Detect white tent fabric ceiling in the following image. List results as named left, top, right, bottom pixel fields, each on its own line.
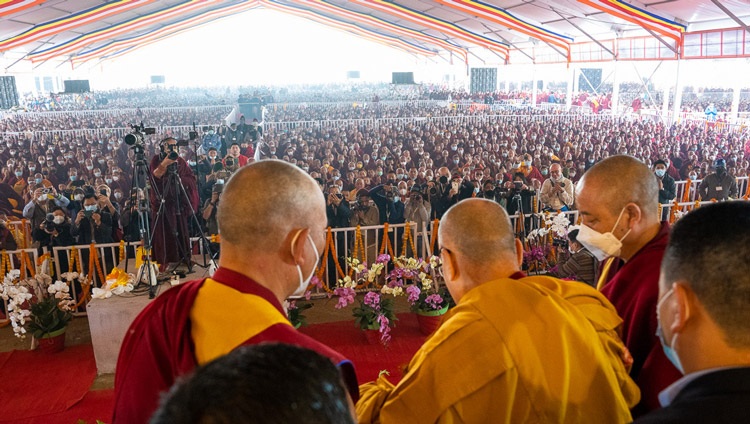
left=1, top=0, right=749, bottom=69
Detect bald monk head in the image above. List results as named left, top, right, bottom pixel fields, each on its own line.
left=217, top=160, right=326, bottom=303
left=438, top=198, right=523, bottom=302
left=575, top=155, right=661, bottom=261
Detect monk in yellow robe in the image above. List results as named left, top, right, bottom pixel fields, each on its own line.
left=357, top=198, right=639, bottom=423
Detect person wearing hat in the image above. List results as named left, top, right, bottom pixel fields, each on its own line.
left=698, top=158, right=737, bottom=201
left=349, top=189, right=380, bottom=228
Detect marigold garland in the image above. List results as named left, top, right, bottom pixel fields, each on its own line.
left=350, top=225, right=365, bottom=270
left=19, top=219, right=28, bottom=249
left=400, top=222, right=418, bottom=257
left=378, top=223, right=395, bottom=259
left=0, top=250, right=10, bottom=277
left=119, top=240, right=126, bottom=263
left=669, top=200, right=679, bottom=224
left=312, top=228, right=339, bottom=294
left=429, top=219, right=439, bottom=254
left=681, top=179, right=692, bottom=203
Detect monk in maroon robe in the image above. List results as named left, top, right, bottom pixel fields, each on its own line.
left=576, top=155, right=682, bottom=416
left=113, top=160, right=358, bottom=423
left=148, top=138, right=199, bottom=271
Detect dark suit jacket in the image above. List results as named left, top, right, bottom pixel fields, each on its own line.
left=633, top=367, right=750, bottom=423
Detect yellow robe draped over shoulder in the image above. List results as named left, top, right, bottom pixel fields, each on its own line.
left=357, top=275, right=639, bottom=424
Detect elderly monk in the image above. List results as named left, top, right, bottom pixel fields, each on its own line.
left=357, top=198, right=639, bottom=424
left=113, top=160, right=358, bottom=424
left=576, top=155, right=681, bottom=415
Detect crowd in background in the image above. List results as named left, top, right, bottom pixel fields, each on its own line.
left=0, top=85, right=748, bottom=252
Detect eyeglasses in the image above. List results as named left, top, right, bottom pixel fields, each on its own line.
left=437, top=247, right=451, bottom=277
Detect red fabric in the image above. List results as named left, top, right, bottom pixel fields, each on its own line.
left=112, top=267, right=356, bottom=424
left=600, top=222, right=682, bottom=416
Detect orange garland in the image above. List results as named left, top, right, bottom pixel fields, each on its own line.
left=19, top=219, right=28, bottom=249
left=0, top=250, right=10, bottom=277
left=312, top=228, right=341, bottom=294
left=681, top=179, right=692, bottom=203
left=378, top=223, right=395, bottom=259
left=67, top=246, right=91, bottom=310
left=400, top=222, right=418, bottom=257
left=429, top=219, right=439, bottom=254
left=118, top=240, right=126, bottom=263
left=668, top=200, right=678, bottom=224
left=350, top=226, right=364, bottom=267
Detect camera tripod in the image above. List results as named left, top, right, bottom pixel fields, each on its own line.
left=150, top=156, right=217, bottom=285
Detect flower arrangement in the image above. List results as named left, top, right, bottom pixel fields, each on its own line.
left=404, top=255, right=452, bottom=313
left=352, top=291, right=397, bottom=344
left=525, top=212, right=572, bottom=273
left=334, top=254, right=397, bottom=344
left=287, top=300, right=313, bottom=328
left=0, top=271, right=74, bottom=339
left=91, top=268, right=135, bottom=299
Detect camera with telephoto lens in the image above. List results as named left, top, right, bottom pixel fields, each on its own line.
left=124, top=123, right=156, bottom=147
left=44, top=213, right=56, bottom=231
left=225, top=157, right=236, bottom=167
left=552, top=238, right=569, bottom=249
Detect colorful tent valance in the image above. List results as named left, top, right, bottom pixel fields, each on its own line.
left=264, top=0, right=438, bottom=58
left=28, top=0, right=224, bottom=63
left=295, top=0, right=468, bottom=64
left=435, top=0, right=571, bottom=59
left=72, top=1, right=261, bottom=67
left=0, top=0, right=155, bottom=52
left=0, top=0, right=45, bottom=18
left=578, top=0, right=685, bottom=45
left=349, top=0, right=510, bottom=59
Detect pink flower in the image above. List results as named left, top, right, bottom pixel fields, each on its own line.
left=425, top=293, right=444, bottom=310
left=377, top=315, right=392, bottom=345
left=333, top=287, right=356, bottom=309
left=406, top=285, right=421, bottom=305
left=376, top=254, right=391, bottom=264
left=364, top=291, right=381, bottom=310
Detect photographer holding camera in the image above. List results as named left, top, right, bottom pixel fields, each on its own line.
left=370, top=182, right=405, bottom=226
left=404, top=186, right=430, bottom=231
left=425, top=167, right=453, bottom=220
left=549, top=229, right=597, bottom=287
left=31, top=206, right=73, bottom=255
left=503, top=173, right=536, bottom=217
left=540, top=163, right=574, bottom=212
left=150, top=137, right=199, bottom=272
left=23, top=183, right=70, bottom=236
left=224, top=143, right=249, bottom=168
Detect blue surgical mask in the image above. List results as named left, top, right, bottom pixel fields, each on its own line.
left=84, top=205, right=98, bottom=212
left=656, top=288, right=684, bottom=373
left=655, top=169, right=666, bottom=178
left=215, top=179, right=224, bottom=185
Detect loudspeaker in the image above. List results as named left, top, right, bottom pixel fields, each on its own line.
left=579, top=68, right=602, bottom=92
left=63, top=80, right=90, bottom=93
left=0, top=76, right=19, bottom=109
left=392, top=72, right=414, bottom=84
left=150, top=75, right=165, bottom=84
left=470, top=68, right=497, bottom=93
left=347, top=71, right=360, bottom=79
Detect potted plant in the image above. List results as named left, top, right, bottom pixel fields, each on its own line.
left=287, top=300, right=313, bottom=328
left=405, top=255, right=454, bottom=335
left=1, top=271, right=74, bottom=352
left=352, top=292, right=397, bottom=345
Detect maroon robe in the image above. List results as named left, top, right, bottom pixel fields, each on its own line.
left=600, top=222, right=682, bottom=415
left=113, top=267, right=358, bottom=424
left=148, top=155, right=199, bottom=270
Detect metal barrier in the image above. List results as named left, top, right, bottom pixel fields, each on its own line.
left=7, top=220, right=33, bottom=249
left=674, top=176, right=748, bottom=202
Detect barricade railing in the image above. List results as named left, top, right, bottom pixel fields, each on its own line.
left=52, top=241, right=141, bottom=315
left=2, top=105, right=233, bottom=120
left=0, top=248, right=41, bottom=326
left=7, top=220, right=33, bottom=250
left=674, top=176, right=748, bottom=202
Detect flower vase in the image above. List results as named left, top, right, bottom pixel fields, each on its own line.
left=37, top=327, right=66, bottom=353
left=416, top=305, right=449, bottom=336
left=363, top=322, right=382, bottom=345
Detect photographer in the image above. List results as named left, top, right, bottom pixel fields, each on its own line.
left=426, top=167, right=453, bottom=220
left=503, top=173, right=536, bottom=217
left=539, top=164, right=574, bottom=212
left=550, top=229, right=597, bottom=288
left=224, top=143, right=249, bottom=168
left=72, top=193, right=114, bottom=245
left=22, top=184, right=70, bottom=233
left=477, top=180, right=506, bottom=207
left=202, top=184, right=223, bottom=237
left=447, top=172, right=475, bottom=206
left=326, top=185, right=351, bottom=229
left=31, top=207, right=73, bottom=256
left=349, top=189, right=380, bottom=227
left=150, top=137, right=199, bottom=272
left=370, top=183, right=405, bottom=225
left=404, top=186, right=430, bottom=232
left=120, top=188, right=149, bottom=251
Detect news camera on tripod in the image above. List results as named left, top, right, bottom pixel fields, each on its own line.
left=150, top=136, right=200, bottom=276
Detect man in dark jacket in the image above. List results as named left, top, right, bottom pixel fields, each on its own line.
left=634, top=201, right=750, bottom=423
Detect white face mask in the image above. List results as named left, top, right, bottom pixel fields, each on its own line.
left=74, top=194, right=84, bottom=201
left=291, top=230, right=319, bottom=297
left=37, top=195, right=47, bottom=202
left=576, top=207, right=632, bottom=261
left=53, top=216, right=65, bottom=225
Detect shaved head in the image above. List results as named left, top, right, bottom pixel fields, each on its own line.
left=439, top=199, right=517, bottom=265
left=217, top=160, right=325, bottom=252
left=578, top=155, right=658, bottom=219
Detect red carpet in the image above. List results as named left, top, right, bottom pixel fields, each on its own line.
left=300, top=312, right=427, bottom=384
left=0, top=315, right=427, bottom=423
left=0, top=344, right=97, bottom=423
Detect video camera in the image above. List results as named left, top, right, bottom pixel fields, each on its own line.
left=44, top=213, right=56, bottom=232
left=124, top=123, right=156, bottom=147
